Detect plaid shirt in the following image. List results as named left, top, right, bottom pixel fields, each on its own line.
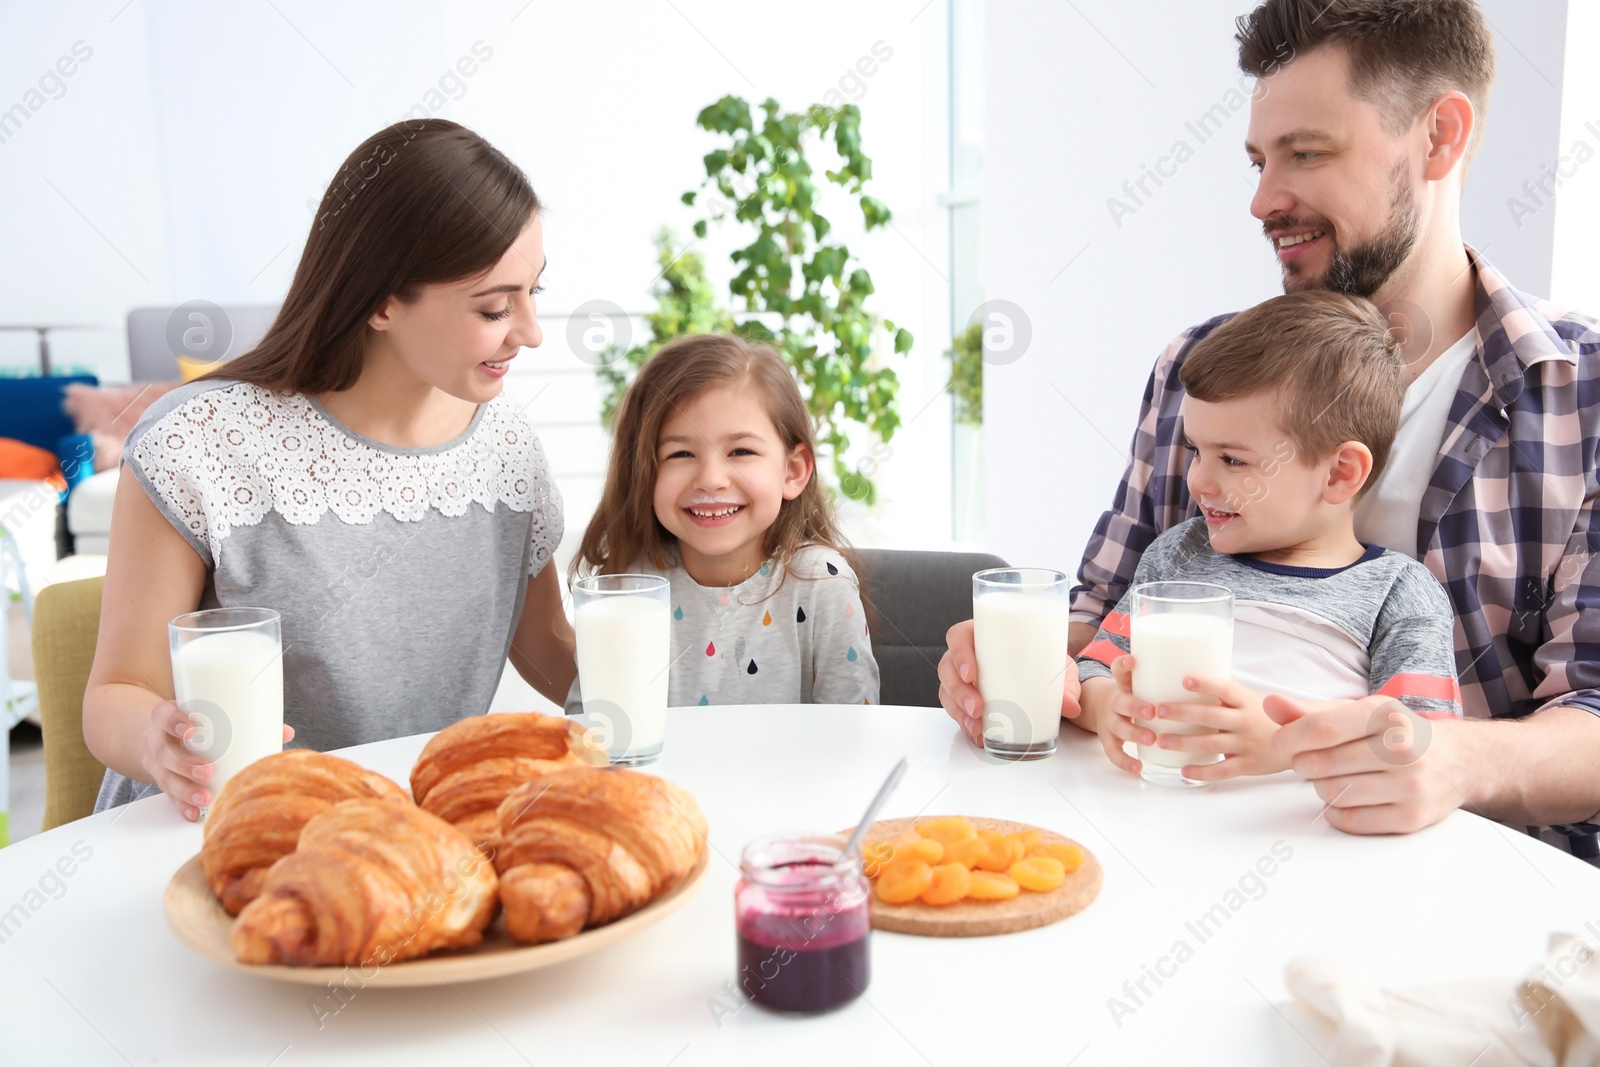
left=1073, top=249, right=1600, bottom=734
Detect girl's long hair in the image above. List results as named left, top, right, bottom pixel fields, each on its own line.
left=203, top=119, right=539, bottom=392
left=574, top=334, right=856, bottom=583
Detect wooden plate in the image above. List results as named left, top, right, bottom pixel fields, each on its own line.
left=163, top=847, right=710, bottom=987
left=847, top=816, right=1101, bottom=937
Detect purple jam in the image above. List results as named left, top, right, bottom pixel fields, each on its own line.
left=735, top=860, right=870, bottom=1013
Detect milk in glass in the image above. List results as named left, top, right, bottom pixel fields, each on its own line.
left=975, top=590, right=1071, bottom=757
left=575, top=594, right=670, bottom=762
left=173, top=628, right=284, bottom=796
left=1131, top=612, right=1230, bottom=772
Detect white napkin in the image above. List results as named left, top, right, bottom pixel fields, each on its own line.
left=1284, top=934, right=1600, bottom=1067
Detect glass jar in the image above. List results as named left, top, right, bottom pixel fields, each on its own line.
left=734, top=833, right=872, bottom=1013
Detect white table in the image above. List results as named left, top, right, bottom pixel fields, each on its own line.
left=2, top=705, right=1596, bottom=1066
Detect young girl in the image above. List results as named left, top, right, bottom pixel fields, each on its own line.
left=83, top=119, right=576, bottom=820
left=568, top=334, right=879, bottom=707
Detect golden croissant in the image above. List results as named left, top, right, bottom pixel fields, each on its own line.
left=410, top=713, right=604, bottom=851
left=232, top=799, right=499, bottom=967
left=201, top=749, right=409, bottom=915
left=494, top=766, right=707, bottom=944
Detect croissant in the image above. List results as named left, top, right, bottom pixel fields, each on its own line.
left=410, top=713, right=604, bottom=852
left=494, top=766, right=707, bottom=944
left=201, top=749, right=409, bottom=915
left=231, top=799, right=499, bottom=967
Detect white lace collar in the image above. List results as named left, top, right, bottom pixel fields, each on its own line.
left=131, top=382, right=557, bottom=555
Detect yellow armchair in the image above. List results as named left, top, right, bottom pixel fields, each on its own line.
left=31, top=576, right=107, bottom=830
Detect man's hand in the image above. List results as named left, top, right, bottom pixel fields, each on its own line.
left=1266, top=693, right=1467, bottom=834
left=1153, top=675, right=1286, bottom=780
left=938, top=619, right=1082, bottom=746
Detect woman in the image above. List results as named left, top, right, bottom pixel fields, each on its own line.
left=83, top=119, right=575, bottom=820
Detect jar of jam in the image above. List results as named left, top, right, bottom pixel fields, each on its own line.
left=734, top=833, right=872, bottom=1013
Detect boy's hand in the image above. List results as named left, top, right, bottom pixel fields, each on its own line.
left=1154, top=675, right=1287, bottom=780
left=1083, top=656, right=1155, bottom=775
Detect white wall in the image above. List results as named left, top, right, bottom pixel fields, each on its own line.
left=0, top=0, right=954, bottom=556
left=1551, top=0, right=1600, bottom=311
left=1457, top=0, right=1568, bottom=297
left=980, top=0, right=1281, bottom=572
left=981, top=0, right=1583, bottom=574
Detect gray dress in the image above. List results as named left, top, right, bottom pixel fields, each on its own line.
left=93, top=380, right=563, bottom=811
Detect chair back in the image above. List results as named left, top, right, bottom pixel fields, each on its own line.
left=855, top=548, right=1009, bottom=708
left=127, top=305, right=279, bottom=382
left=31, top=576, right=107, bottom=829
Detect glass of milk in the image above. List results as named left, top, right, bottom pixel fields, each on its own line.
left=572, top=574, right=671, bottom=766
left=1129, top=582, right=1233, bottom=787
left=168, top=607, right=284, bottom=817
left=973, top=568, right=1072, bottom=761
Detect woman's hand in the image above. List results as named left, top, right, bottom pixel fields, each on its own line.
left=1152, top=675, right=1286, bottom=780
left=141, top=700, right=210, bottom=821
left=141, top=700, right=295, bottom=821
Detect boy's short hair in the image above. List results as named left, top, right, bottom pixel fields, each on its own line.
left=1235, top=0, right=1496, bottom=161
left=1178, top=291, right=1405, bottom=485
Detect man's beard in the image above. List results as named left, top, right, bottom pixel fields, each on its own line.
left=1277, top=159, right=1420, bottom=299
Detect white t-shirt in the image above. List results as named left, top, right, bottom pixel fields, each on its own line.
left=1354, top=331, right=1477, bottom=558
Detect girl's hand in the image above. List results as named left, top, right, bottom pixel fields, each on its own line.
left=1087, top=656, right=1153, bottom=775
left=141, top=701, right=296, bottom=821
left=1154, top=676, right=1286, bottom=780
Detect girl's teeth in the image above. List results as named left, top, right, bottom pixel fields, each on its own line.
left=484, top=360, right=509, bottom=370
left=691, top=506, right=741, bottom=518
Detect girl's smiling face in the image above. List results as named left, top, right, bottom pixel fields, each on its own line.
left=652, top=384, right=813, bottom=586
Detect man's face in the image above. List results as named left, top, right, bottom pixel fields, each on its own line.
left=1246, top=46, right=1424, bottom=299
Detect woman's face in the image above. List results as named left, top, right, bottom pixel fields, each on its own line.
left=366, top=214, right=545, bottom=403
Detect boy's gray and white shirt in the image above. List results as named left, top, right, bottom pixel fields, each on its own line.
left=94, top=379, right=563, bottom=811
left=1077, top=517, right=1462, bottom=717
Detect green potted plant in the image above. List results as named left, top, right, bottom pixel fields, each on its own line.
left=597, top=96, right=911, bottom=505
left=946, top=320, right=984, bottom=541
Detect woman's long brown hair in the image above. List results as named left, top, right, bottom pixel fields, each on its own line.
left=202, top=118, right=539, bottom=392
left=573, top=334, right=857, bottom=585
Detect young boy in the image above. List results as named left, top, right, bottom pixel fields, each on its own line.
left=1075, top=290, right=1461, bottom=783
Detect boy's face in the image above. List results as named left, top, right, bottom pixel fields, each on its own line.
left=1179, top=392, right=1346, bottom=559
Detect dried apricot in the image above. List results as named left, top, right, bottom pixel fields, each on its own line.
left=915, top=816, right=977, bottom=845
left=1009, top=856, right=1066, bottom=892
left=1026, top=842, right=1084, bottom=873
left=861, top=841, right=898, bottom=878
left=875, top=858, right=934, bottom=904
left=942, top=837, right=988, bottom=870
left=974, top=830, right=1018, bottom=872
left=862, top=833, right=942, bottom=874
left=920, top=862, right=973, bottom=906
left=1010, top=829, right=1041, bottom=852
left=966, top=870, right=1020, bottom=901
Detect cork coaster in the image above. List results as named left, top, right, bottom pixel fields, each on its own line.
left=841, top=816, right=1102, bottom=937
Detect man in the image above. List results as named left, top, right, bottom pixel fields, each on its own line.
left=938, top=0, right=1600, bottom=850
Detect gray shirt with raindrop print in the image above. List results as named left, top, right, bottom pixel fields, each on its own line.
left=565, top=544, right=879, bottom=709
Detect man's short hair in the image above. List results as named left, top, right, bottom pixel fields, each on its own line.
left=1236, top=0, right=1496, bottom=159
left=1178, top=291, right=1406, bottom=486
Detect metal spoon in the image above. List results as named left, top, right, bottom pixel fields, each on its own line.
left=840, top=757, right=909, bottom=861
